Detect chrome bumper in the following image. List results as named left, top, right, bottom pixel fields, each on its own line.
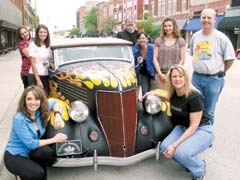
left=52, top=143, right=160, bottom=170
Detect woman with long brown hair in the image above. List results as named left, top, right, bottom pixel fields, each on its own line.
left=17, top=26, right=32, bottom=89
left=4, top=86, right=67, bottom=180
left=28, top=24, right=52, bottom=95
left=153, top=17, right=186, bottom=88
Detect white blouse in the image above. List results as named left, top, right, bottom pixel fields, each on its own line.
left=29, top=42, right=52, bottom=76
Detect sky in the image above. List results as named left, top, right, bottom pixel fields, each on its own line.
left=33, top=0, right=86, bottom=32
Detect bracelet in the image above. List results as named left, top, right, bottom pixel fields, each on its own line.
left=54, top=111, right=61, bottom=115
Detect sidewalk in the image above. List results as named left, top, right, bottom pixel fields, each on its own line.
left=0, top=50, right=23, bottom=178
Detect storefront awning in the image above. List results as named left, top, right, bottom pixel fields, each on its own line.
left=176, top=19, right=187, bottom=30
left=218, top=16, right=240, bottom=30
left=0, top=20, right=19, bottom=30
left=185, top=15, right=224, bottom=31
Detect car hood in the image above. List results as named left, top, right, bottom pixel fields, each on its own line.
left=54, top=61, right=137, bottom=91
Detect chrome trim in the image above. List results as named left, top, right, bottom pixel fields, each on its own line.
left=58, top=81, right=88, bottom=105
left=52, top=147, right=160, bottom=169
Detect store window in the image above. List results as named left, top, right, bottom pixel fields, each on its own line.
left=0, top=31, right=8, bottom=48
left=232, top=0, right=240, bottom=7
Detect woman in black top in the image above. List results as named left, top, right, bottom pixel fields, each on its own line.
left=144, top=65, right=214, bottom=180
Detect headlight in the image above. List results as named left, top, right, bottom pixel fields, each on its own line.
left=69, top=101, right=89, bottom=123
left=143, top=94, right=162, bottom=115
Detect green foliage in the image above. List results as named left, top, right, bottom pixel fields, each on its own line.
left=101, top=16, right=118, bottom=36
left=34, top=15, right=39, bottom=30
left=139, top=13, right=160, bottom=40
left=84, top=7, right=97, bottom=32
left=70, top=27, right=80, bottom=36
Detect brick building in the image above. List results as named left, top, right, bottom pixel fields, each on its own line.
left=76, top=0, right=238, bottom=47
left=0, top=0, right=35, bottom=54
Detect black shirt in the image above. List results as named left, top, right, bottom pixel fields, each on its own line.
left=116, top=30, right=138, bottom=46
left=170, top=91, right=209, bottom=127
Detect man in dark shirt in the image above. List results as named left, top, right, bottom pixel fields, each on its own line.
left=116, top=16, right=138, bottom=46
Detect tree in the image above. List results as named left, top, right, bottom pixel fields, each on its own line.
left=101, top=16, right=118, bottom=36
left=70, top=27, right=80, bottom=37
left=84, top=7, right=98, bottom=36
left=34, top=15, right=39, bottom=30
left=138, top=13, right=160, bottom=41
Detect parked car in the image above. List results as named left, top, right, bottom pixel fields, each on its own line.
left=46, top=37, right=173, bottom=169
left=235, top=49, right=240, bottom=59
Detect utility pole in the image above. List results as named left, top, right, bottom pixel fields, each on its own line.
left=205, top=0, right=208, bottom=8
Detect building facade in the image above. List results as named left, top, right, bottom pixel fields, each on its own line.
left=77, top=0, right=238, bottom=48
left=218, top=0, right=240, bottom=49
left=0, top=0, right=22, bottom=52
left=0, top=0, right=35, bottom=53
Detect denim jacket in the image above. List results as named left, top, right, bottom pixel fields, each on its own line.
left=133, top=43, right=155, bottom=79
left=5, top=99, right=56, bottom=157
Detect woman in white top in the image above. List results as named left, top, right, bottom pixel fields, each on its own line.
left=28, top=24, right=52, bottom=95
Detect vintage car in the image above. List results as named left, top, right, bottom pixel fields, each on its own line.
left=45, top=37, right=173, bottom=169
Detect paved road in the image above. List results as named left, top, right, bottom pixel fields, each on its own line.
left=0, top=50, right=240, bottom=180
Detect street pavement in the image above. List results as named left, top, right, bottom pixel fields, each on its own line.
left=0, top=50, right=240, bottom=179
left=0, top=50, right=23, bottom=179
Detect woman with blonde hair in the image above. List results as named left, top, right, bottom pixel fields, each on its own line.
left=144, top=65, right=214, bottom=180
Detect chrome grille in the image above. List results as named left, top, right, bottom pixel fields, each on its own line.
left=58, top=80, right=88, bottom=105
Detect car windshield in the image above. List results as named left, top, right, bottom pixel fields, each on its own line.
left=54, top=45, right=132, bottom=65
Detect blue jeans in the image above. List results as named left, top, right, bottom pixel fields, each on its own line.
left=160, top=125, right=214, bottom=179
left=137, top=73, right=152, bottom=96
left=192, top=72, right=224, bottom=124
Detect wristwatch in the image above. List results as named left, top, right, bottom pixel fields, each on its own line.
left=54, top=111, right=61, bottom=115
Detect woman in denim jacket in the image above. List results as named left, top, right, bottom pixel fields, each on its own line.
left=4, top=85, right=67, bottom=180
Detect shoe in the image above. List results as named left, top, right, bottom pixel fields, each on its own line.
left=192, top=175, right=205, bottom=180
left=15, top=175, right=21, bottom=180
left=192, top=160, right=206, bottom=180
left=192, top=169, right=206, bottom=180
